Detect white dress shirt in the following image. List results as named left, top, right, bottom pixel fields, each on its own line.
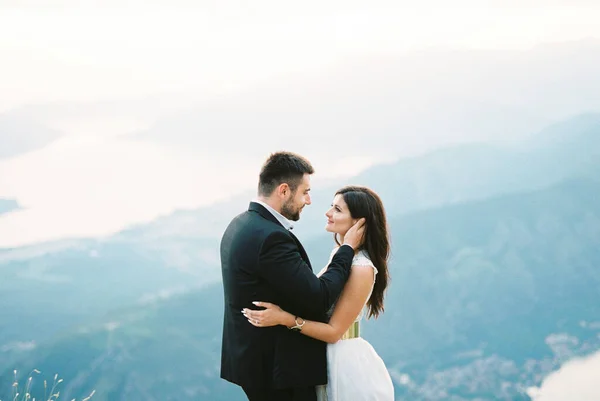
left=253, top=199, right=294, bottom=230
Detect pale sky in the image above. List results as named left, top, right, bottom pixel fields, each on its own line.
left=2, top=1, right=600, bottom=108
left=2, top=1, right=600, bottom=247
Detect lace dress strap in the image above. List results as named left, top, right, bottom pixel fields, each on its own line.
left=352, top=250, right=378, bottom=275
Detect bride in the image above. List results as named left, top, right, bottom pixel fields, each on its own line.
left=243, top=185, right=394, bottom=400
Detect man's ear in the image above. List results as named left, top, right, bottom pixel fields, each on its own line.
left=277, top=183, right=290, bottom=198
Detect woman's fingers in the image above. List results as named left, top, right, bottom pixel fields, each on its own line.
left=243, top=308, right=265, bottom=327
left=243, top=309, right=261, bottom=319
left=242, top=309, right=260, bottom=325
left=243, top=302, right=281, bottom=328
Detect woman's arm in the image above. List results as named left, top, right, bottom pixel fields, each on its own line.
left=257, top=230, right=356, bottom=319
left=244, top=264, right=375, bottom=344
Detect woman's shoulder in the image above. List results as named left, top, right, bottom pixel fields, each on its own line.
left=352, top=250, right=378, bottom=273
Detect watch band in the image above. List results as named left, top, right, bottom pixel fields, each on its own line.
left=289, top=316, right=305, bottom=332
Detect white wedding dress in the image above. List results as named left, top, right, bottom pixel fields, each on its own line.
left=315, top=248, right=394, bottom=401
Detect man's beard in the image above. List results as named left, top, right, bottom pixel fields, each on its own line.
left=281, top=199, right=302, bottom=221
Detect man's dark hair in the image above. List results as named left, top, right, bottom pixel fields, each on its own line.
left=258, top=151, right=314, bottom=196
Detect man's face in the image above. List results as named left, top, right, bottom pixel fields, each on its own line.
left=281, top=174, right=312, bottom=221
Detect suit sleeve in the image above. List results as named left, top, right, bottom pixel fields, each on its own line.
left=257, top=230, right=354, bottom=318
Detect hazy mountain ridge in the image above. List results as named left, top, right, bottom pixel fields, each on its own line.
left=0, top=234, right=221, bottom=373
left=138, top=112, right=600, bottom=243
left=2, top=176, right=600, bottom=400
left=1, top=111, right=599, bottom=399
left=1, top=111, right=596, bottom=363
left=0, top=283, right=241, bottom=401
left=381, top=179, right=600, bottom=400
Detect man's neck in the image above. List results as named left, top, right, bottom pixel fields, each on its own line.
left=256, top=196, right=281, bottom=214
left=255, top=197, right=294, bottom=230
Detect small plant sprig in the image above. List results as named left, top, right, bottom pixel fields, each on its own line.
left=1, top=370, right=95, bottom=401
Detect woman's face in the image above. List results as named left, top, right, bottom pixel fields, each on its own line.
left=325, top=194, right=355, bottom=235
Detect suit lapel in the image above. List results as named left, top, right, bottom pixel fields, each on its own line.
left=248, top=202, right=313, bottom=271
left=248, top=202, right=282, bottom=227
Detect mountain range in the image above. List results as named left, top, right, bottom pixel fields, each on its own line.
left=2, top=176, right=599, bottom=400
left=1, top=112, right=600, bottom=400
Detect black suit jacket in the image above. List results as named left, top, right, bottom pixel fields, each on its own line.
left=220, top=202, right=354, bottom=389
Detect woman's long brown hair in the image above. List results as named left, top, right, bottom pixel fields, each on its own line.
left=334, top=186, right=390, bottom=318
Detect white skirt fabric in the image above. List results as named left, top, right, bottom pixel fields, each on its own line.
left=316, top=337, right=394, bottom=401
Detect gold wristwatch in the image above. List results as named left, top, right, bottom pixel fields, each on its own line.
left=289, top=316, right=305, bottom=332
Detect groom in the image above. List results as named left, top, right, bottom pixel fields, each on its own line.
left=220, top=151, right=364, bottom=401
